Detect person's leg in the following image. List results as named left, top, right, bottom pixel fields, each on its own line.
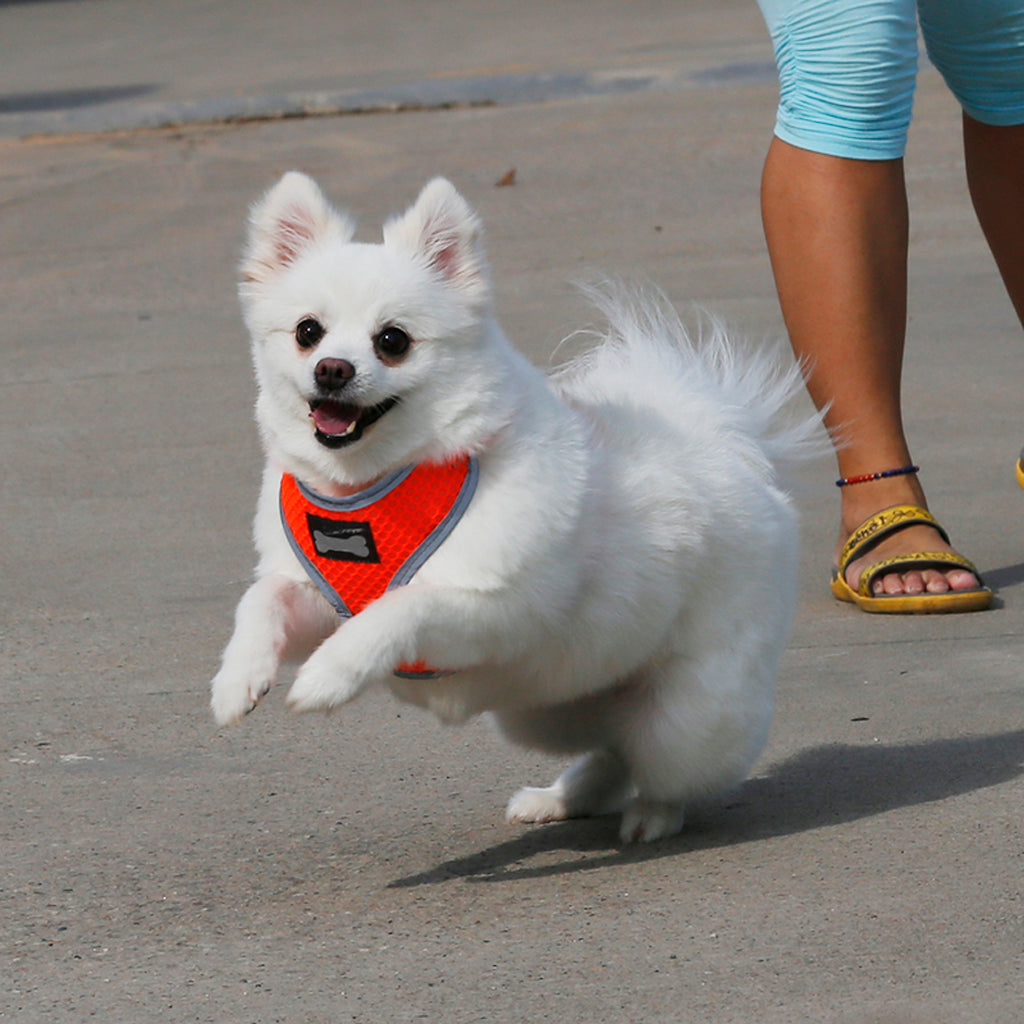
left=962, top=115, right=1024, bottom=327
left=760, top=139, right=980, bottom=596
left=755, top=0, right=984, bottom=599
left=918, top=0, right=1024, bottom=326
left=920, top=0, right=1024, bottom=494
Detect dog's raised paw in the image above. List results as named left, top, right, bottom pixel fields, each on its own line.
left=505, top=785, right=570, bottom=825
left=285, top=673, right=335, bottom=713
left=210, top=671, right=269, bottom=726
left=287, top=661, right=362, bottom=712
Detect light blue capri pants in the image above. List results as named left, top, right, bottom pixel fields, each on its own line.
left=757, top=0, right=1024, bottom=160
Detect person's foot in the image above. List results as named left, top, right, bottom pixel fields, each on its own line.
left=837, top=519, right=981, bottom=596
left=836, top=477, right=982, bottom=597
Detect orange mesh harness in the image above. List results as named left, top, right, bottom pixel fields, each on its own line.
left=279, top=455, right=478, bottom=678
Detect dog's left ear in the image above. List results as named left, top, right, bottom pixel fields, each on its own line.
left=383, top=178, right=489, bottom=301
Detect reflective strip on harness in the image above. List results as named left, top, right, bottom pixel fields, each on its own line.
left=279, top=455, right=478, bottom=678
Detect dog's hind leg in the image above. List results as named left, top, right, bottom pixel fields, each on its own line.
left=614, top=650, right=776, bottom=843
left=505, top=749, right=633, bottom=826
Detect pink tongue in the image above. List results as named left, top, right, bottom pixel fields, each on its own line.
left=312, top=401, right=359, bottom=435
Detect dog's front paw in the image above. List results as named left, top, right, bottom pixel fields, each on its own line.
left=210, top=666, right=272, bottom=726
left=286, top=653, right=367, bottom=713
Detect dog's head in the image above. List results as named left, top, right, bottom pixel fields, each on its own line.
left=240, top=172, right=504, bottom=487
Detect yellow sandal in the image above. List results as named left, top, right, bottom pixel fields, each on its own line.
left=830, top=504, right=992, bottom=614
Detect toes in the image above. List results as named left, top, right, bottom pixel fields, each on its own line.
left=872, top=570, right=925, bottom=596
left=898, top=570, right=930, bottom=595
left=871, top=566, right=979, bottom=597
left=922, top=569, right=955, bottom=594
left=943, top=567, right=981, bottom=593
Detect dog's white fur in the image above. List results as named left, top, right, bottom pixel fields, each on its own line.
left=211, top=172, right=822, bottom=842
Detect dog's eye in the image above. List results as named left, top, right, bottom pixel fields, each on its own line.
left=295, top=317, right=325, bottom=350
left=373, top=326, right=412, bottom=362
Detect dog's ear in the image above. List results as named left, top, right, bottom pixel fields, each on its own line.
left=383, top=178, right=489, bottom=301
left=241, top=171, right=354, bottom=283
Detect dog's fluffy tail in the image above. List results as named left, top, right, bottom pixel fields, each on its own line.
left=554, top=283, right=830, bottom=482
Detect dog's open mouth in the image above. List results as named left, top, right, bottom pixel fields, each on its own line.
left=308, top=396, right=400, bottom=449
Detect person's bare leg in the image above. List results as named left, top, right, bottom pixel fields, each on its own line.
left=760, top=137, right=979, bottom=595
left=962, top=115, right=1024, bottom=327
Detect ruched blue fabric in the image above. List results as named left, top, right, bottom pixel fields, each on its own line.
left=757, top=0, right=1024, bottom=160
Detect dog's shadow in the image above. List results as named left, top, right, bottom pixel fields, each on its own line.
left=389, top=729, right=1024, bottom=887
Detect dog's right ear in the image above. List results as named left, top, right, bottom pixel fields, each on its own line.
left=241, top=171, right=354, bottom=283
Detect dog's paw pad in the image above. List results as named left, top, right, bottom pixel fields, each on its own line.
left=618, top=798, right=685, bottom=844
left=505, top=785, right=569, bottom=825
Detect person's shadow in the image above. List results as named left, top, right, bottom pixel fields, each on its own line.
left=389, top=729, right=1024, bottom=887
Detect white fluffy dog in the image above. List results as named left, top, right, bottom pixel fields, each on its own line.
left=211, top=172, right=821, bottom=842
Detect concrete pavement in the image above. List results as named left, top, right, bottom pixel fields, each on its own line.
left=1, top=2, right=1022, bottom=1022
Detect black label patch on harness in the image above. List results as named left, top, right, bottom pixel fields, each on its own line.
left=307, top=515, right=380, bottom=563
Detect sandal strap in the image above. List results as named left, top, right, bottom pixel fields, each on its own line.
left=855, top=550, right=983, bottom=598
left=837, top=504, right=950, bottom=572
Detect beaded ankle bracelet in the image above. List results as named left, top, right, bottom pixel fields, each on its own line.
left=835, top=465, right=919, bottom=488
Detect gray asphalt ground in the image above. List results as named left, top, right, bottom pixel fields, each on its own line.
left=2, top=2, right=1023, bottom=1022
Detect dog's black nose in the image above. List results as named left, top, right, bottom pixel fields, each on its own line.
left=314, top=358, right=356, bottom=391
